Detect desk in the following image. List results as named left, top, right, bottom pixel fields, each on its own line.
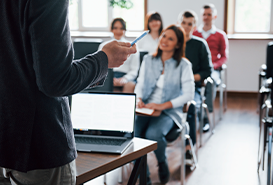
left=76, top=137, right=157, bottom=185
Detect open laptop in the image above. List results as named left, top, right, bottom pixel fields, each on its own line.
left=70, top=92, right=136, bottom=154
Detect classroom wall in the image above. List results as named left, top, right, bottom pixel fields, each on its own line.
left=148, top=0, right=271, bottom=92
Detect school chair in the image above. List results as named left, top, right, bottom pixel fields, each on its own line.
left=199, top=77, right=215, bottom=147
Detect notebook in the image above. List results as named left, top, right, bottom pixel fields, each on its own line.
left=70, top=92, right=136, bottom=154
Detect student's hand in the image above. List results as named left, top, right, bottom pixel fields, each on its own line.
left=194, top=74, right=201, bottom=82
left=145, top=103, right=163, bottom=110
left=102, top=41, right=137, bottom=68
left=113, top=77, right=128, bottom=86
left=145, top=102, right=172, bottom=110
left=136, top=98, right=145, bottom=108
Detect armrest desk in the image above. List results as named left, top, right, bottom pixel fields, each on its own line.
left=76, top=137, right=157, bottom=185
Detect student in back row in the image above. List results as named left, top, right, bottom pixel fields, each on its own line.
left=193, top=4, right=229, bottom=130
left=99, top=18, right=140, bottom=93
left=134, top=25, right=194, bottom=184
left=138, top=11, right=163, bottom=55
left=178, top=10, right=213, bottom=165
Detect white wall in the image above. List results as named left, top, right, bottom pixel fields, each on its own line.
left=148, top=0, right=272, bottom=92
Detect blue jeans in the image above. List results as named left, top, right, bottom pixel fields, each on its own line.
left=0, top=160, right=76, bottom=185
left=114, top=71, right=126, bottom=78
left=134, top=113, right=174, bottom=175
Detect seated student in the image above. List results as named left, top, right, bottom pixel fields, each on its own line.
left=178, top=10, right=213, bottom=165
left=99, top=18, right=140, bottom=93
left=134, top=25, right=194, bottom=185
left=193, top=4, right=229, bottom=131
left=138, top=11, right=163, bottom=54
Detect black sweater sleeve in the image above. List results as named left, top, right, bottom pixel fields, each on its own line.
left=28, top=0, right=108, bottom=97
left=197, top=41, right=213, bottom=81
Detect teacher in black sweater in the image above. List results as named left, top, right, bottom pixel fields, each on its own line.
left=0, top=0, right=136, bottom=184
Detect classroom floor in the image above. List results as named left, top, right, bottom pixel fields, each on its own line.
left=85, top=94, right=267, bottom=185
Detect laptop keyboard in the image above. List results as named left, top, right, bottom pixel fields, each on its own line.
left=75, top=136, right=126, bottom=146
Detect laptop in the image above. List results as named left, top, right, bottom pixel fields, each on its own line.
left=70, top=92, right=136, bottom=154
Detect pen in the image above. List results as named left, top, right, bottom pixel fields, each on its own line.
left=131, top=30, right=149, bottom=46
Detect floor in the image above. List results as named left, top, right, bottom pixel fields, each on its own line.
left=85, top=94, right=267, bottom=185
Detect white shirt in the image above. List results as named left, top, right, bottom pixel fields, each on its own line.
left=137, top=33, right=159, bottom=55
left=197, top=24, right=217, bottom=40
left=98, top=37, right=140, bottom=81
left=147, top=74, right=164, bottom=104
left=135, top=58, right=194, bottom=108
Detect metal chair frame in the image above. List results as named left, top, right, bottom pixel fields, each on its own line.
left=257, top=78, right=273, bottom=185
left=199, top=77, right=215, bottom=147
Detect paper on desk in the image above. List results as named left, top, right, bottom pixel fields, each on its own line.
left=136, top=108, right=154, bottom=115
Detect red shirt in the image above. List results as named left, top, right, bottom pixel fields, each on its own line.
left=193, top=28, right=229, bottom=70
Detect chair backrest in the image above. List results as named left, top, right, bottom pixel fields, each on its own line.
left=139, top=51, right=148, bottom=66
left=266, top=42, right=273, bottom=79
left=73, top=38, right=103, bottom=60
left=136, top=51, right=148, bottom=78
left=165, top=101, right=196, bottom=143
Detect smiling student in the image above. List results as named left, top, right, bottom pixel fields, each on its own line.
left=134, top=24, right=194, bottom=185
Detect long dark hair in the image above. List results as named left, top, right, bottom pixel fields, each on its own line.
left=110, top=18, right=126, bottom=31
left=153, top=24, right=186, bottom=67
left=145, top=11, right=163, bottom=36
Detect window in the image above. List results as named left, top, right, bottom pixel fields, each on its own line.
left=69, top=0, right=146, bottom=32
left=225, top=0, right=273, bottom=34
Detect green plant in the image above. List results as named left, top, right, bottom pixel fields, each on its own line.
left=109, top=0, right=133, bottom=9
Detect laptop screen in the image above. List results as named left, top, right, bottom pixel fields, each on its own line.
left=70, top=92, right=136, bottom=134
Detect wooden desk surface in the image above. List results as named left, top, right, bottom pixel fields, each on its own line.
left=76, top=137, right=157, bottom=185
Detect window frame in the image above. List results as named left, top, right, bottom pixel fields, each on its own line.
left=71, top=0, right=147, bottom=32
left=224, top=0, right=273, bottom=35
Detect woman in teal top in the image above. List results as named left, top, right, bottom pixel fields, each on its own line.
left=134, top=25, right=194, bottom=184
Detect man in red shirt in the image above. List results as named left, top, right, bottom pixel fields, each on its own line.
left=193, top=3, right=229, bottom=132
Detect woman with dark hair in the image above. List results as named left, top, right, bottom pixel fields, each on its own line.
left=138, top=11, right=163, bottom=54
left=99, top=18, right=139, bottom=92
left=134, top=25, right=194, bottom=184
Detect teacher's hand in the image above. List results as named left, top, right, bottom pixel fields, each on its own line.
left=102, top=41, right=137, bottom=68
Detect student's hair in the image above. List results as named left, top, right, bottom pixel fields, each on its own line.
left=203, top=3, right=217, bottom=16
left=110, top=18, right=126, bottom=31
left=145, top=11, right=163, bottom=35
left=177, top=10, right=198, bottom=24
left=153, top=24, right=186, bottom=67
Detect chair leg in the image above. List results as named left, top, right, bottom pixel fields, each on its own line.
left=185, top=135, right=198, bottom=171
left=118, top=167, right=123, bottom=183
left=219, top=83, right=224, bottom=120
left=202, top=104, right=213, bottom=135
left=223, top=83, right=227, bottom=112
left=103, top=174, right=107, bottom=185
left=181, top=127, right=186, bottom=185
left=199, top=103, right=203, bottom=147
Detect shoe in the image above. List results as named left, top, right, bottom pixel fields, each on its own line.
left=158, top=160, right=170, bottom=184
left=202, top=118, right=210, bottom=132
left=185, top=150, right=194, bottom=166
left=138, top=176, right=151, bottom=185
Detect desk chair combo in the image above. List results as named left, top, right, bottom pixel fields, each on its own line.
left=105, top=101, right=198, bottom=185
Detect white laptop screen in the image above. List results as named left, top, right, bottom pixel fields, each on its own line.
left=71, top=93, right=135, bottom=133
